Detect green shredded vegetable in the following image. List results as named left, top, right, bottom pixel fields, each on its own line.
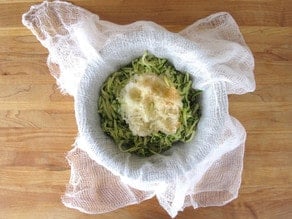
left=98, top=52, right=201, bottom=157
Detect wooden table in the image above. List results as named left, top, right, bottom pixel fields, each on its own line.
left=0, top=1, right=291, bottom=218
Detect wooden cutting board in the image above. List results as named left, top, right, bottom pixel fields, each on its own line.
left=0, top=0, right=291, bottom=218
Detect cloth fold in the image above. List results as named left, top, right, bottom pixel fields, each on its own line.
left=22, top=1, right=255, bottom=217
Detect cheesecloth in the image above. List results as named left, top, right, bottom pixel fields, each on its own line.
left=22, top=1, right=255, bottom=217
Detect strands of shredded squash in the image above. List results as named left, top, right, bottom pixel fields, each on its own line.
left=98, top=52, right=201, bottom=157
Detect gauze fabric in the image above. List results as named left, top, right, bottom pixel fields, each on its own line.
left=22, top=1, right=255, bottom=217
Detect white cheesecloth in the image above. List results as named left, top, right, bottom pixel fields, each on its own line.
left=22, top=1, right=255, bottom=217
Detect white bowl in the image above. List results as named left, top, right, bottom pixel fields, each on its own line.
left=75, top=29, right=228, bottom=187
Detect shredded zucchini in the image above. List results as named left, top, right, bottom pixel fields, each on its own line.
left=98, top=52, right=201, bottom=157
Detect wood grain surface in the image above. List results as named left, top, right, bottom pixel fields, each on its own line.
left=0, top=0, right=291, bottom=218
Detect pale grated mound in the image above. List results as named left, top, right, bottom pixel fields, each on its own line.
left=119, top=73, right=182, bottom=136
